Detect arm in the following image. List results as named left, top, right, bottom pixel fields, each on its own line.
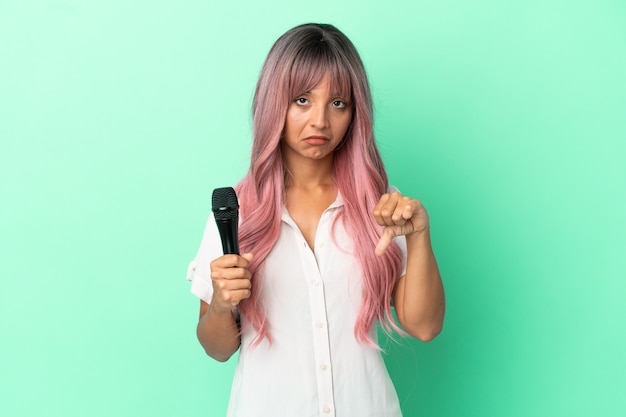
left=374, top=192, right=445, bottom=342
left=196, top=253, right=254, bottom=362
left=392, top=228, right=445, bottom=341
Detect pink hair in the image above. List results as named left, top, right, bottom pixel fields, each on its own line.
left=235, top=23, right=403, bottom=346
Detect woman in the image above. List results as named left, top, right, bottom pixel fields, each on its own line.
left=187, top=23, right=445, bottom=417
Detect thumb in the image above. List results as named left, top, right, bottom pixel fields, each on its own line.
left=375, top=229, right=394, bottom=256
left=241, top=252, right=254, bottom=263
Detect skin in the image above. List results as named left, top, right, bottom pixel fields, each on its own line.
left=373, top=192, right=445, bottom=341
left=196, top=76, right=445, bottom=361
left=281, top=75, right=353, bottom=249
left=196, top=253, right=252, bottom=362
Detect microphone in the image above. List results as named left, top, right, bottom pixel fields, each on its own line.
left=211, top=187, right=240, bottom=255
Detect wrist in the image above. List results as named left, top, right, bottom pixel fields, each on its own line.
left=208, top=301, right=235, bottom=316
left=406, top=226, right=431, bottom=245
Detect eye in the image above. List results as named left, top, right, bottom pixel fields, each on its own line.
left=295, top=97, right=308, bottom=105
left=332, top=100, right=347, bottom=109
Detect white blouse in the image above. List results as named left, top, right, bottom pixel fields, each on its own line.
left=187, top=192, right=407, bottom=417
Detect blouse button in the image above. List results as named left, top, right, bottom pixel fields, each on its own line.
left=323, top=406, right=331, bottom=413
left=315, top=322, right=324, bottom=328
left=320, top=364, right=328, bottom=371
left=313, top=280, right=320, bottom=287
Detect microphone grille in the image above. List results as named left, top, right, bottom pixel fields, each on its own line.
left=211, top=187, right=239, bottom=221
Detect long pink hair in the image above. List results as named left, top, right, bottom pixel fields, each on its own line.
left=235, top=23, right=403, bottom=346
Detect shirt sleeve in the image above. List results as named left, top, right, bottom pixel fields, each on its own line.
left=186, top=212, right=223, bottom=304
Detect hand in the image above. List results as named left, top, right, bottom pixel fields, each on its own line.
left=373, top=192, right=429, bottom=256
left=209, top=253, right=254, bottom=313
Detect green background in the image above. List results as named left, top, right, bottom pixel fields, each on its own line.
left=1, top=1, right=625, bottom=416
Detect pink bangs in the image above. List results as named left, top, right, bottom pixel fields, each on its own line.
left=288, top=46, right=353, bottom=102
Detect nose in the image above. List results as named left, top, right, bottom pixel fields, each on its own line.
left=309, top=104, right=329, bottom=129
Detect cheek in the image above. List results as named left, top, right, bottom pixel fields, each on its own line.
left=285, top=109, right=306, bottom=132
left=335, top=113, right=353, bottom=138
left=283, top=113, right=295, bottom=137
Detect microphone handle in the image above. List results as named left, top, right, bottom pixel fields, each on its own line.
left=215, top=219, right=239, bottom=255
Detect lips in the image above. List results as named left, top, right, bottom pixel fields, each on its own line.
left=303, top=135, right=330, bottom=145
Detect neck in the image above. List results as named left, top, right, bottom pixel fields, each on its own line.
left=283, top=153, right=335, bottom=190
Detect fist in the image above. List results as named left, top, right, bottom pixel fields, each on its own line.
left=209, top=253, right=254, bottom=313
left=373, top=192, right=429, bottom=256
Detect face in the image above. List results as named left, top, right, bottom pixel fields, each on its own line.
left=281, top=75, right=353, bottom=165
